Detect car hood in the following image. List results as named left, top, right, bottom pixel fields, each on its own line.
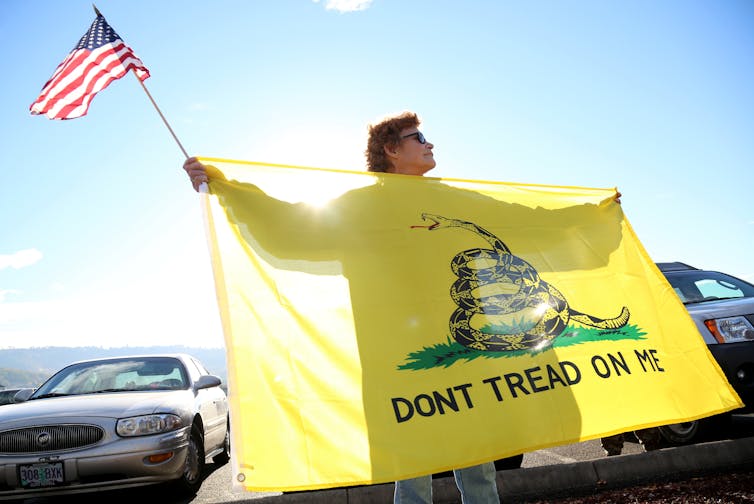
left=0, top=391, right=193, bottom=425
left=685, top=297, right=754, bottom=319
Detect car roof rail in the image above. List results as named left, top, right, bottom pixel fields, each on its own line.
left=656, top=262, right=698, bottom=272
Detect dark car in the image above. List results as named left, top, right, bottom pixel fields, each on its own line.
left=657, top=262, right=754, bottom=443
left=0, top=388, right=34, bottom=406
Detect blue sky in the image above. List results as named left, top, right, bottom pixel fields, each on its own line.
left=1, top=0, right=752, bottom=349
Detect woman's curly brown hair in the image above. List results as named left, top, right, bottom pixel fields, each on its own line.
left=365, top=111, right=420, bottom=172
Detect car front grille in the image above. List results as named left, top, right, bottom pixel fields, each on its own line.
left=0, top=425, right=104, bottom=453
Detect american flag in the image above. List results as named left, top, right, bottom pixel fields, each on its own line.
left=30, top=11, right=150, bottom=120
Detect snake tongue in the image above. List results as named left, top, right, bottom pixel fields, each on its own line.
left=410, top=217, right=439, bottom=230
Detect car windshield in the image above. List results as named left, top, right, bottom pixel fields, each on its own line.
left=31, top=357, right=188, bottom=399
left=663, top=270, right=754, bottom=304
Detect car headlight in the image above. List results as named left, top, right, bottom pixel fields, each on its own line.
left=705, top=316, right=754, bottom=343
left=116, top=414, right=183, bottom=437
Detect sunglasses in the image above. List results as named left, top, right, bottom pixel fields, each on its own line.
left=401, top=131, right=427, bottom=144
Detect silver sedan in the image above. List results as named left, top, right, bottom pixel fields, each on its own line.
left=0, top=354, right=229, bottom=499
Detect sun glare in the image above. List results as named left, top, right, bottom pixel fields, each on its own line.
left=242, top=124, right=374, bottom=207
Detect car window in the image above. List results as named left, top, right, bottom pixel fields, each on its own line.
left=695, top=279, right=744, bottom=300
left=191, top=357, right=211, bottom=376
left=665, top=271, right=754, bottom=304
left=33, top=357, right=188, bottom=397
left=183, top=357, right=202, bottom=381
left=113, top=366, right=186, bottom=390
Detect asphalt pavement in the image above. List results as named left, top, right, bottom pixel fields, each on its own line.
left=247, top=435, right=754, bottom=503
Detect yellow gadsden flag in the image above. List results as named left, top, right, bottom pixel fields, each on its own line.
left=200, top=157, right=741, bottom=492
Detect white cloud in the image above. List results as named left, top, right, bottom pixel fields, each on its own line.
left=0, top=292, right=224, bottom=349
left=0, top=219, right=224, bottom=348
left=0, top=290, right=17, bottom=303
left=313, top=0, right=373, bottom=13
left=0, top=257, right=224, bottom=348
left=0, top=248, right=43, bottom=270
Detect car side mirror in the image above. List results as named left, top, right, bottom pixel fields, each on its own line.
left=194, top=375, right=222, bottom=391
left=13, top=388, right=35, bottom=403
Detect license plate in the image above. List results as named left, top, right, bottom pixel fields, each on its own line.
left=18, top=462, right=64, bottom=488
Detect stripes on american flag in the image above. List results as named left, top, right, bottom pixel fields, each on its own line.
left=30, top=12, right=150, bottom=120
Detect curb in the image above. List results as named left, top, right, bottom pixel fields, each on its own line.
left=250, top=436, right=754, bottom=503
left=498, top=436, right=754, bottom=502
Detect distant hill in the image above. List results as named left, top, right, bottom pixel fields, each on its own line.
left=0, top=368, right=50, bottom=389
left=0, top=346, right=228, bottom=389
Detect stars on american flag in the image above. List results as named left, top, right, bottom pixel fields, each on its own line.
left=75, top=14, right=121, bottom=51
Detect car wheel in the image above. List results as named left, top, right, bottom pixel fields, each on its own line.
left=659, top=413, right=733, bottom=445
left=175, top=424, right=205, bottom=495
left=659, top=420, right=700, bottom=444
left=212, top=419, right=231, bottom=464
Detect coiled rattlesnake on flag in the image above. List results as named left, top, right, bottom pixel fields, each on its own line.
left=412, top=213, right=630, bottom=351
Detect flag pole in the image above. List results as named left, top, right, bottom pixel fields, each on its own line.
left=132, top=72, right=208, bottom=192
left=135, top=72, right=206, bottom=192
left=133, top=72, right=190, bottom=159
left=87, top=5, right=188, bottom=159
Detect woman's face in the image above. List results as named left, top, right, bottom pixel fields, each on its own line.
left=388, top=128, right=435, bottom=176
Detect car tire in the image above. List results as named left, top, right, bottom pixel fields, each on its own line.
left=175, top=424, right=205, bottom=495
left=659, top=421, right=700, bottom=444
left=658, top=413, right=732, bottom=445
left=212, top=419, right=231, bottom=464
